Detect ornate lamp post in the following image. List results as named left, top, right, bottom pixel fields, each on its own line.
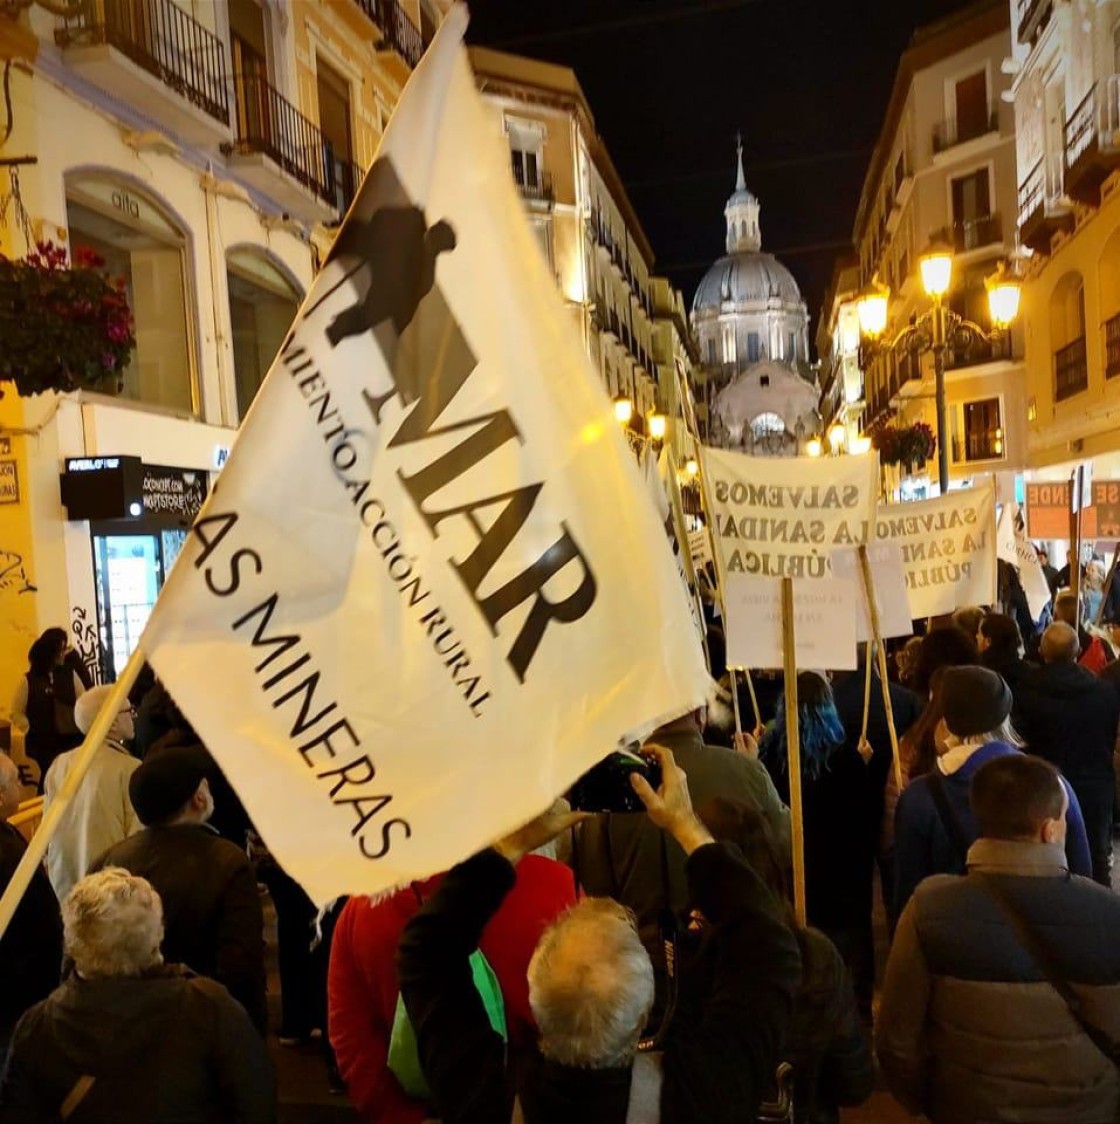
left=856, top=243, right=1021, bottom=493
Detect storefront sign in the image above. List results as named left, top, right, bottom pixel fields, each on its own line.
left=60, top=455, right=143, bottom=521
left=0, top=460, right=18, bottom=504
left=1094, top=481, right=1120, bottom=539
left=1025, top=481, right=1099, bottom=539
left=142, top=465, right=207, bottom=521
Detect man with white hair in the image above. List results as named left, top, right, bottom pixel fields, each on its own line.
left=0, top=752, right=61, bottom=1056
left=398, top=745, right=801, bottom=1122
left=44, top=684, right=140, bottom=902
left=0, top=868, right=274, bottom=1121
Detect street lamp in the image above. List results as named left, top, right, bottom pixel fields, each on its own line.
left=648, top=413, right=667, bottom=441
left=613, top=395, right=634, bottom=426
left=851, top=434, right=872, bottom=456
left=856, top=240, right=1021, bottom=493
left=827, top=422, right=846, bottom=455
left=806, top=436, right=823, bottom=458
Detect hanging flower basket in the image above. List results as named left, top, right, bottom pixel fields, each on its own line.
left=870, top=421, right=936, bottom=470
left=0, top=241, right=135, bottom=397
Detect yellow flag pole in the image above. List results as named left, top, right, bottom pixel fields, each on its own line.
left=781, top=578, right=807, bottom=928
left=857, top=545, right=902, bottom=791
left=0, top=645, right=147, bottom=940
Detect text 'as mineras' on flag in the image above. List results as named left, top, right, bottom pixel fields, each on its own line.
left=139, top=4, right=709, bottom=905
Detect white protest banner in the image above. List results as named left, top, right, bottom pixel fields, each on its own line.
left=831, top=543, right=913, bottom=642
left=724, top=575, right=858, bottom=671
left=139, top=9, right=709, bottom=905
left=997, top=501, right=1052, bottom=620
left=701, top=447, right=879, bottom=580
left=874, top=480, right=997, bottom=619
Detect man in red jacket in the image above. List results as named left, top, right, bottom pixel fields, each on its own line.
left=328, top=851, right=575, bottom=1121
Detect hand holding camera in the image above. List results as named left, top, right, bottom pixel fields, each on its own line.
left=629, top=744, right=714, bottom=856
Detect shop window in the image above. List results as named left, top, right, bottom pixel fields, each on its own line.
left=227, top=248, right=302, bottom=419
left=65, top=180, right=195, bottom=414
left=960, top=398, right=1004, bottom=462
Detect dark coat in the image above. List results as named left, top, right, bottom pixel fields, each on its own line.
left=0, top=966, right=275, bottom=1123
left=879, top=839, right=1120, bottom=1123
left=397, top=842, right=802, bottom=1124
left=784, top=927, right=873, bottom=1124
left=893, top=742, right=1092, bottom=913
left=0, top=821, right=61, bottom=1053
left=1015, top=661, right=1120, bottom=783
left=90, top=823, right=267, bottom=1033
left=573, top=727, right=790, bottom=963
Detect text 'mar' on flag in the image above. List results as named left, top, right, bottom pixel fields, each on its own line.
left=140, top=6, right=710, bottom=904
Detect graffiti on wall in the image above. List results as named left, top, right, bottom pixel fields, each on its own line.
left=0, top=548, right=36, bottom=595
left=70, top=606, right=103, bottom=686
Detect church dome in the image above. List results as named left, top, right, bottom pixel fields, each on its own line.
left=692, top=251, right=803, bottom=314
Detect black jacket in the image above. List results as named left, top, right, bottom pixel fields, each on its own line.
left=91, top=823, right=267, bottom=1033
left=0, top=821, right=61, bottom=1052
left=785, top=928, right=874, bottom=1124
left=1015, top=662, right=1120, bottom=783
left=0, top=966, right=275, bottom=1122
left=397, top=841, right=802, bottom=1124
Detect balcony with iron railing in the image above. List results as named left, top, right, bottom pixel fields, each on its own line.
left=1106, top=312, right=1120, bottom=380
left=373, top=0, right=423, bottom=79
left=952, top=212, right=1004, bottom=253
left=1017, top=0, right=1053, bottom=46
left=1064, top=78, right=1120, bottom=206
left=225, top=74, right=337, bottom=221
left=55, top=0, right=230, bottom=143
left=516, top=170, right=554, bottom=206
left=1018, top=153, right=1073, bottom=254
left=932, top=110, right=1000, bottom=155
left=326, top=151, right=365, bottom=218
left=1055, top=336, right=1089, bottom=402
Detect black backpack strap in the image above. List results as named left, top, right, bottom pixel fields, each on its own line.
left=973, top=872, right=1120, bottom=1070
left=927, top=770, right=971, bottom=866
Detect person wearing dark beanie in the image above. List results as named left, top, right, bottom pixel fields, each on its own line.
left=89, top=744, right=267, bottom=1033
left=893, top=664, right=1091, bottom=914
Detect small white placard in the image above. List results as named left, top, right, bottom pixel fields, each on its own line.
left=830, top=544, right=913, bottom=643
left=724, top=575, right=858, bottom=671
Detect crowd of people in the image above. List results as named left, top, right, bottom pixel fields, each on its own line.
left=0, top=555, right=1119, bottom=1123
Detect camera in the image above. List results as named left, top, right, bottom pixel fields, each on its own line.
left=569, top=750, right=662, bottom=814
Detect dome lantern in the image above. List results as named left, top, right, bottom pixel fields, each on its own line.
left=725, top=135, right=761, bottom=254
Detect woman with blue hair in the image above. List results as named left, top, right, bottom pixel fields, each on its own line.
left=760, top=671, right=882, bottom=1020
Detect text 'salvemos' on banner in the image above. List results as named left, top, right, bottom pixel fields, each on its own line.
left=139, top=8, right=710, bottom=906
left=700, top=447, right=880, bottom=579
left=873, top=480, right=997, bottom=619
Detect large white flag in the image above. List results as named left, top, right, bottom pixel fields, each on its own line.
left=997, top=501, right=1051, bottom=621
left=140, top=9, right=708, bottom=904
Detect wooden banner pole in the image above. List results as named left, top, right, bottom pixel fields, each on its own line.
left=860, top=640, right=874, bottom=749
left=857, top=545, right=903, bottom=791
left=781, top=577, right=807, bottom=928
left=0, top=645, right=147, bottom=940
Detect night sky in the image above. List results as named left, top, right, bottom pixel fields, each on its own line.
left=467, top=0, right=988, bottom=352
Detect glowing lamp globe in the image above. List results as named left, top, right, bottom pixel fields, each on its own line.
left=919, top=243, right=953, bottom=299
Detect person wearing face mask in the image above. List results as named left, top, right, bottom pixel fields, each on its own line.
left=892, top=666, right=1091, bottom=915
left=44, top=684, right=141, bottom=904
left=89, top=744, right=268, bottom=1034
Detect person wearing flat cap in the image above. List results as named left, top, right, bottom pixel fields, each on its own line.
left=89, top=744, right=268, bottom=1034
left=893, top=665, right=1091, bottom=914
